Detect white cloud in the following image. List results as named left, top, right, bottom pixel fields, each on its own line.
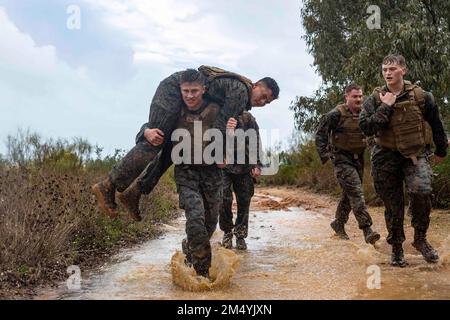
left=80, top=0, right=321, bottom=149
left=0, top=8, right=57, bottom=72
left=82, top=0, right=256, bottom=67
left=0, top=6, right=154, bottom=155
left=0, top=1, right=322, bottom=155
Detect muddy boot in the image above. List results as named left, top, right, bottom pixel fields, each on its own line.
left=412, top=230, right=439, bottom=263
left=195, top=268, right=210, bottom=279
left=92, top=178, right=118, bottom=218
left=363, top=227, right=381, bottom=245
left=194, top=262, right=210, bottom=279
left=181, top=238, right=192, bottom=266
left=222, top=232, right=233, bottom=249
left=117, top=181, right=142, bottom=222
left=330, top=220, right=349, bottom=240
left=236, top=238, right=247, bottom=251
left=391, top=244, right=407, bottom=267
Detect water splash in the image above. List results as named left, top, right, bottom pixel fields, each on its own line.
left=34, top=191, right=450, bottom=300
left=171, top=246, right=241, bottom=291
left=355, top=243, right=387, bottom=265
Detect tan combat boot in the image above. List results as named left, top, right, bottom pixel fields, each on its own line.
left=236, top=238, right=247, bottom=250
left=391, top=243, right=407, bottom=267
left=117, top=180, right=142, bottom=222
left=222, top=232, right=233, bottom=249
left=363, top=227, right=381, bottom=245
left=92, top=178, right=118, bottom=218
left=330, top=220, right=349, bottom=240
left=412, top=230, right=439, bottom=263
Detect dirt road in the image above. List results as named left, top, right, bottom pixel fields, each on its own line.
left=37, top=186, right=450, bottom=300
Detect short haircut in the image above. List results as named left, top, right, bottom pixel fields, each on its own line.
left=382, top=54, right=407, bottom=68
left=180, top=69, right=206, bottom=85
left=257, top=77, right=280, bottom=100
left=345, top=83, right=362, bottom=94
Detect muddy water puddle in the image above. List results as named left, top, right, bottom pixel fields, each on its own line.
left=37, top=193, right=450, bottom=300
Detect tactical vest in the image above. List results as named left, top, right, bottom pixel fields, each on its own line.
left=330, top=104, right=367, bottom=155
left=198, top=65, right=254, bottom=102
left=174, top=102, right=220, bottom=165
left=373, top=81, right=432, bottom=163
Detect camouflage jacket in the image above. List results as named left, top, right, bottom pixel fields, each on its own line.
left=315, top=107, right=365, bottom=166
left=360, top=84, right=448, bottom=157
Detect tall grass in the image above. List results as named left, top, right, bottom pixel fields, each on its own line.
left=0, top=130, right=177, bottom=295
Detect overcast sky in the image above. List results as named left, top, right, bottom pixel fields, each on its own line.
left=0, top=0, right=321, bottom=156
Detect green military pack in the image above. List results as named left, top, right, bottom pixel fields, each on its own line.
left=198, top=65, right=253, bottom=94
left=373, top=81, right=432, bottom=163
left=330, top=104, right=367, bottom=155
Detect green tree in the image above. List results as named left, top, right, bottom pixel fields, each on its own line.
left=293, top=0, right=450, bottom=133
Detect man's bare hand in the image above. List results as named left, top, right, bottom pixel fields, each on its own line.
left=144, top=128, right=164, bottom=146
left=251, top=167, right=261, bottom=178
left=226, top=117, right=238, bottom=135
left=379, top=92, right=397, bottom=107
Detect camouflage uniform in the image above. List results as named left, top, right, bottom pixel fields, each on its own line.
left=360, top=83, right=448, bottom=246
left=174, top=100, right=224, bottom=276
left=176, top=165, right=222, bottom=276
left=109, top=67, right=253, bottom=194
left=96, top=68, right=254, bottom=221
left=109, top=71, right=184, bottom=192
left=315, top=106, right=374, bottom=230
left=135, top=75, right=253, bottom=195
left=220, top=112, right=261, bottom=240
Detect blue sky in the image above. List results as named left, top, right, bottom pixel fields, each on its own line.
left=0, top=0, right=320, bottom=156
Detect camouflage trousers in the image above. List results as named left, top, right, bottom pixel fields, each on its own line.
left=219, top=171, right=255, bottom=239
left=109, top=73, right=182, bottom=192
left=333, top=159, right=373, bottom=229
left=175, top=165, right=223, bottom=275
left=137, top=142, right=173, bottom=194
left=109, top=141, right=160, bottom=192
left=371, top=146, right=433, bottom=245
